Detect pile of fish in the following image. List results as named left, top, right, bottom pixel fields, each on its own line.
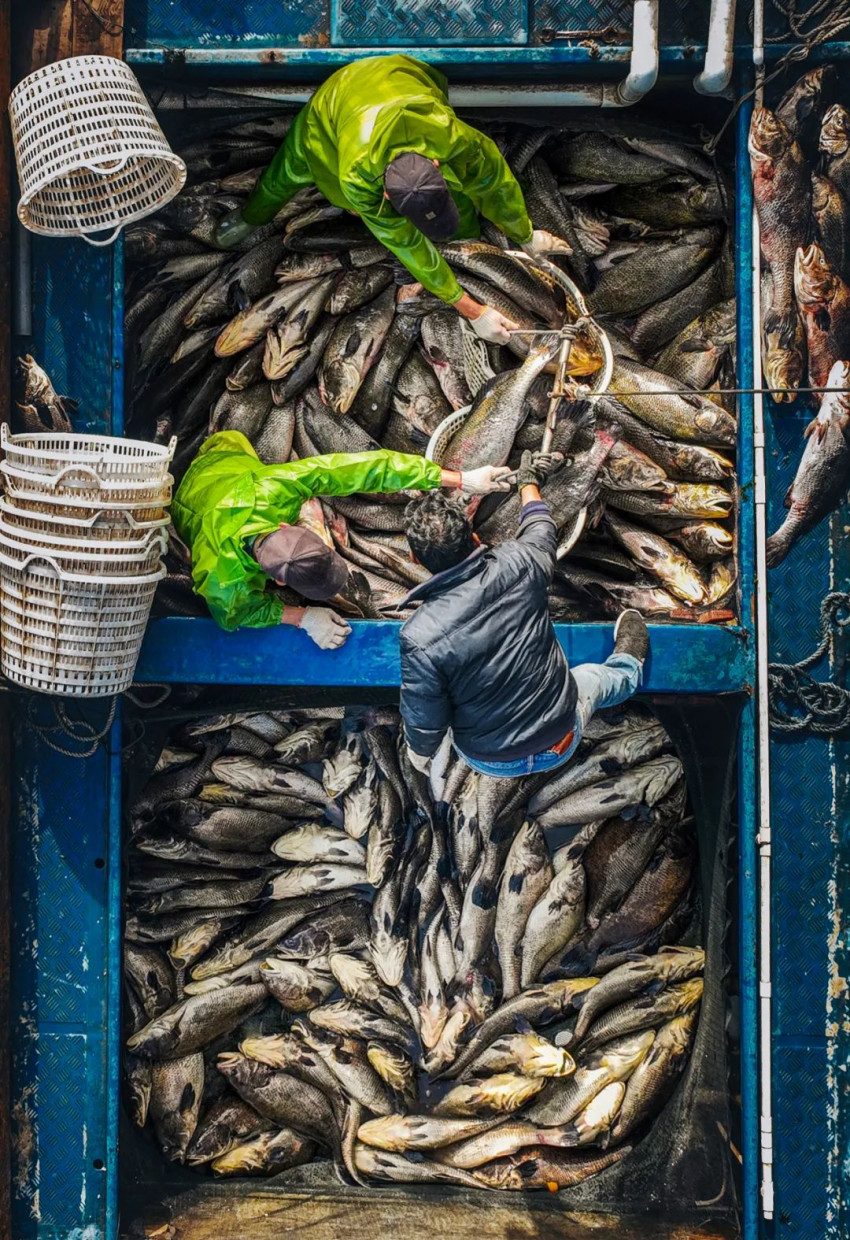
left=750, top=67, right=850, bottom=565
left=125, top=704, right=703, bottom=1188
left=125, top=112, right=738, bottom=622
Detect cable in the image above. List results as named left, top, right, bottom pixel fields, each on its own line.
left=768, top=591, right=850, bottom=735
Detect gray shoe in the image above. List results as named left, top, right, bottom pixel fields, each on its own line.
left=614, top=608, right=649, bottom=663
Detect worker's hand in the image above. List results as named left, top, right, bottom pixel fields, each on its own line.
left=406, top=747, right=432, bottom=775
left=518, top=451, right=565, bottom=487
left=214, top=208, right=257, bottom=250
left=460, top=465, right=513, bottom=495
left=300, top=607, right=352, bottom=650
left=468, top=306, right=517, bottom=346
left=522, top=229, right=573, bottom=258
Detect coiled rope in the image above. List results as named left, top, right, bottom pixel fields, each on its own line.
left=768, top=591, right=850, bottom=735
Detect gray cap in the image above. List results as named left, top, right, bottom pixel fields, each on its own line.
left=384, top=152, right=460, bottom=242
left=253, top=525, right=349, bottom=600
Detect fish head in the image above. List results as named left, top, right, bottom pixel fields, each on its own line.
left=211, top=1141, right=266, bottom=1176
left=794, top=242, right=837, bottom=308
left=126, top=1013, right=181, bottom=1058
left=169, top=923, right=221, bottom=970
left=16, top=354, right=52, bottom=404
left=820, top=104, right=850, bottom=157
left=216, top=1050, right=264, bottom=1086
left=748, top=107, right=793, bottom=164
left=594, top=1028, right=656, bottom=1076
left=693, top=403, right=736, bottom=445
left=657, top=944, right=706, bottom=979
left=519, top=1036, right=576, bottom=1079
left=679, top=977, right=705, bottom=1009
left=239, top=1033, right=295, bottom=1068
left=138, top=832, right=191, bottom=861
left=357, top=1114, right=411, bottom=1153
left=764, top=341, right=804, bottom=400
left=582, top=1081, right=626, bottom=1129
left=183, top=974, right=231, bottom=996
left=811, top=174, right=837, bottom=216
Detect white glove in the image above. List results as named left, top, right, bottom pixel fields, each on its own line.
left=459, top=465, right=513, bottom=495
left=299, top=607, right=352, bottom=650
left=521, top=229, right=573, bottom=257
left=214, top=208, right=258, bottom=249
left=468, top=306, right=516, bottom=346
left=407, top=747, right=432, bottom=774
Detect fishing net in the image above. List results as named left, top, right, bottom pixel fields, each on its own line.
left=120, top=688, right=740, bottom=1236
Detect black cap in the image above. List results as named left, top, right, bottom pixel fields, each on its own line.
left=384, top=152, right=460, bottom=243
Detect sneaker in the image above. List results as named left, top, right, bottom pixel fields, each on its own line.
left=614, top=608, right=649, bottom=664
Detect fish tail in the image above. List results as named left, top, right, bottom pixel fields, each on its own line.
left=538, top=1125, right=579, bottom=1148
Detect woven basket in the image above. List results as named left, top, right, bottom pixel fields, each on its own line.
left=9, top=55, right=186, bottom=246
left=0, top=550, right=164, bottom=697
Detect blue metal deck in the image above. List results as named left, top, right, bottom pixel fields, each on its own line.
left=6, top=27, right=838, bottom=1240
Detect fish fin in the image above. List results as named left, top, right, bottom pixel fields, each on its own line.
left=227, top=282, right=252, bottom=315
left=517, top=1158, right=539, bottom=1179
left=599, top=757, right=624, bottom=776
left=599, top=1130, right=612, bottom=1150
left=678, top=337, right=711, bottom=354
left=513, top=1015, right=534, bottom=1035
left=813, top=307, right=832, bottom=333
left=404, top=1150, right=426, bottom=1164
left=343, top=329, right=362, bottom=359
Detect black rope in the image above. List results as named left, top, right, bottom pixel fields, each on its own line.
left=75, top=0, right=125, bottom=36
left=768, top=591, right=850, bottom=735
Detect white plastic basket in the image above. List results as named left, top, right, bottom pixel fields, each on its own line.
left=0, top=486, right=168, bottom=524
left=0, top=460, right=173, bottom=506
left=1, top=424, right=176, bottom=481
left=0, top=550, right=164, bottom=697
left=9, top=56, right=186, bottom=247
left=0, top=497, right=168, bottom=543
left=0, top=522, right=167, bottom=576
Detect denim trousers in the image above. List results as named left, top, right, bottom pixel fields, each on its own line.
left=459, top=652, right=643, bottom=778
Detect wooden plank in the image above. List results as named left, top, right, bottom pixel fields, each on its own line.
left=13, top=0, right=123, bottom=80
left=122, top=1182, right=739, bottom=1240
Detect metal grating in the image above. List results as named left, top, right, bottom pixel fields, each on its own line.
left=773, top=1043, right=830, bottom=1236
left=28, top=237, right=113, bottom=436
left=124, top=0, right=330, bottom=49
left=332, top=0, right=528, bottom=47
left=9, top=715, right=112, bottom=1239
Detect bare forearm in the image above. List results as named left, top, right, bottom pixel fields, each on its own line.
left=453, top=292, right=486, bottom=320
left=521, top=483, right=542, bottom=504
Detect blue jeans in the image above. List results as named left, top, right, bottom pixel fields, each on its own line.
left=459, top=652, right=643, bottom=778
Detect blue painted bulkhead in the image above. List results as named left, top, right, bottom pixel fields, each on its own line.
left=4, top=15, right=838, bottom=1240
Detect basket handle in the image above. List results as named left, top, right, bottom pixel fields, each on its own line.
left=33, top=463, right=105, bottom=490
left=79, top=224, right=124, bottom=248
left=18, top=551, right=62, bottom=575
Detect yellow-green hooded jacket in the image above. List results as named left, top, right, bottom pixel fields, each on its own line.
left=241, top=55, right=533, bottom=304
left=172, top=431, right=442, bottom=631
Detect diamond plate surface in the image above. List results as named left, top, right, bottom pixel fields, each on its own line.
left=29, top=237, right=113, bottom=435
left=530, top=0, right=710, bottom=45
left=10, top=713, right=112, bottom=1240
left=125, top=0, right=330, bottom=48
left=333, top=0, right=527, bottom=47
left=773, top=1043, right=830, bottom=1237
left=766, top=406, right=835, bottom=1039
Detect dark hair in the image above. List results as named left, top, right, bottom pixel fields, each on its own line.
left=405, top=492, right=476, bottom=575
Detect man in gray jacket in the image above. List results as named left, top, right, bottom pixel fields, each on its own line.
left=399, top=452, right=648, bottom=777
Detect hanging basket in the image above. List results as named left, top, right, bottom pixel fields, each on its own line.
left=9, top=55, right=186, bottom=247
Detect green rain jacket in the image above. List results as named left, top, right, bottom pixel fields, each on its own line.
left=172, top=431, right=442, bottom=631
left=240, top=55, right=533, bottom=304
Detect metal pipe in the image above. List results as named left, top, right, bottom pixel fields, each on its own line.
left=735, top=79, right=763, bottom=1240
left=694, top=0, right=737, bottom=95
left=11, top=218, right=31, bottom=338
left=750, top=0, right=774, bottom=1218
left=614, top=0, right=659, bottom=105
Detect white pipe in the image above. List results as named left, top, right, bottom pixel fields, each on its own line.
left=751, top=0, right=774, bottom=1219
left=615, top=0, right=659, bottom=106
left=694, top=0, right=737, bottom=95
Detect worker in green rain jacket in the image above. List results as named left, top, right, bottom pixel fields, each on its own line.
left=171, top=430, right=512, bottom=649
left=214, top=55, right=570, bottom=346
